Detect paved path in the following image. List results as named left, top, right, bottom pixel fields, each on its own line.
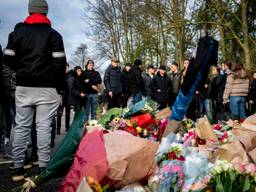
left=0, top=111, right=74, bottom=192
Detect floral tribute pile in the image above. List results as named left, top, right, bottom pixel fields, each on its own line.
left=13, top=98, right=256, bottom=192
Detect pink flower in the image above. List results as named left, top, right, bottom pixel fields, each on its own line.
left=245, top=163, right=256, bottom=175
left=163, top=164, right=171, bottom=173
left=235, top=164, right=246, bottom=173
left=171, top=164, right=182, bottom=172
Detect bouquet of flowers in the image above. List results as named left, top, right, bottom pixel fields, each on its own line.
left=206, top=160, right=256, bottom=192
left=149, top=160, right=185, bottom=192
left=182, top=148, right=210, bottom=192
left=157, top=143, right=185, bottom=165
left=108, top=117, right=128, bottom=130
left=212, top=123, right=233, bottom=145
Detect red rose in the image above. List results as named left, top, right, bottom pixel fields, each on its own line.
left=196, top=137, right=206, bottom=145
left=177, top=156, right=185, bottom=161
left=167, top=152, right=177, bottom=160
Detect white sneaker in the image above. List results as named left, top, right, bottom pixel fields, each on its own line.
left=4, top=137, right=10, bottom=145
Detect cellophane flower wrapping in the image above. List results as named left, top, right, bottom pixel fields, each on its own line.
left=157, top=160, right=185, bottom=192
left=182, top=147, right=210, bottom=192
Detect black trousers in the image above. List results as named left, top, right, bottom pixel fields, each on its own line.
left=121, top=93, right=130, bottom=108
left=56, top=104, right=71, bottom=132
left=107, top=94, right=122, bottom=109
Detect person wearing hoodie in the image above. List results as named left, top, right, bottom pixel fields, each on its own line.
left=223, top=62, right=249, bottom=121
left=67, top=66, right=86, bottom=108
left=150, top=66, right=172, bottom=110
left=129, top=59, right=145, bottom=104
left=82, top=59, right=102, bottom=122
left=3, top=0, right=66, bottom=181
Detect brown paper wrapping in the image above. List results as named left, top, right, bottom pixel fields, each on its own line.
left=248, top=148, right=256, bottom=163
left=212, top=137, right=249, bottom=164
left=103, top=134, right=159, bottom=188
left=195, top=117, right=218, bottom=141
left=241, top=114, right=256, bottom=131
left=155, top=107, right=171, bottom=120
left=232, top=127, right=256, bottom=152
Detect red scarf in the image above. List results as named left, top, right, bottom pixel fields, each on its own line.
left=24, top=13, right=51, bottom=25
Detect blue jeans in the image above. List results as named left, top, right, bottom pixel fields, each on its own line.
left=201, top=99, right=213, bottom=123
left=230, top=96, right=246, bottom=119
left=84, top=94, right=98, bottom=122
left=132, top=92, right=143, bottom=104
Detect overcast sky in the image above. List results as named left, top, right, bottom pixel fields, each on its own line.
left=0, top=0, right=90, bottom=62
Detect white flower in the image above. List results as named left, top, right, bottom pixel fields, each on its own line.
left=170, top=143, right=183, bottom=155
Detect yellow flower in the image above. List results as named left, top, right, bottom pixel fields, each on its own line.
left=136, top=126, right=142, bottom=133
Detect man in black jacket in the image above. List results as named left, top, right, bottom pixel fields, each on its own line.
left=104, top=57, right=123, bottom=109
left=167, top=61, right=181, bottom=107
left=142, top=65, right=155, bottom=97
left=150, top=66, right=172, bottom=110
left=82, top=60, right=102, bottom=122
left=121, top=63, right=132, bottom=108
left=129, top=59, right=145, bottom=104
left=3, top=0, right=66, bottom=181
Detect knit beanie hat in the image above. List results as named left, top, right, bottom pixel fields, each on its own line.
left=134, top=59, right=142, bottom=66
left=28, top=0, right=48, bottom=14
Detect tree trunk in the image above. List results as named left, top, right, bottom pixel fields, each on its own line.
left=241, top=0, right=252, bottom=69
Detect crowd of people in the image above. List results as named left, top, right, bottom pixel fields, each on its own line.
left=0, top=0, right=256, bottom=183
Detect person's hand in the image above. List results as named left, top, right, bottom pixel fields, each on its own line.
left=109, top=91, right=113, bottom=98
left=80, top=93, right=86, bottom=97
left=204, top=84, right=208, bottom=89
left=84, top=79, right=89, bottom=83
left=196, top=91, right=200, bottom=95
left=223, top=98, right=229, bottom=104
left=249, top=100, right=254, bottom=104
left=92, top=85, right=98, bottom=90
left=157, top=89, right=161, bottom=92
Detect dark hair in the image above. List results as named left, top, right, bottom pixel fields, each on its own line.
left=159, top=65, right=167, bottom=71
left=147, top=65, right=155, bottom=70
left=86, top=59, right=94, bottom=69
left=86, top=59, right=94, bottom=65
left=74, top=66, right=82, bottom=71
left=222, top=61, right=231, bottom=69
left=125, top=63, right=131, bottom=67
left=172, top=61, right=179, bottom=67
left=231, top=62, right=243, bottom=72
left=134, top=59, right=142, bottom=66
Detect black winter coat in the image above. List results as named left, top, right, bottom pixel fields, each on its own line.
left=142, top=73, right=153, bottom=96
left=150, top=72, right=172, bottom=103
left=65, top=71, right=85, bottom=106
left=250, top=80, right=256, bottom=103
left=3, top=14, right=66, bottom=91
left=82, top=69, right=102, bottom=94
left=121, top=70, right=131, bottom=94
left=129, top=65, right=144, bottom=94
left=167, top=72, right=181, bottom=95
left=104, top=65, right=122, bottom=95
left=210, top=75, right=218, bottom=100
left=216, top=70, right=231, bottom=103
